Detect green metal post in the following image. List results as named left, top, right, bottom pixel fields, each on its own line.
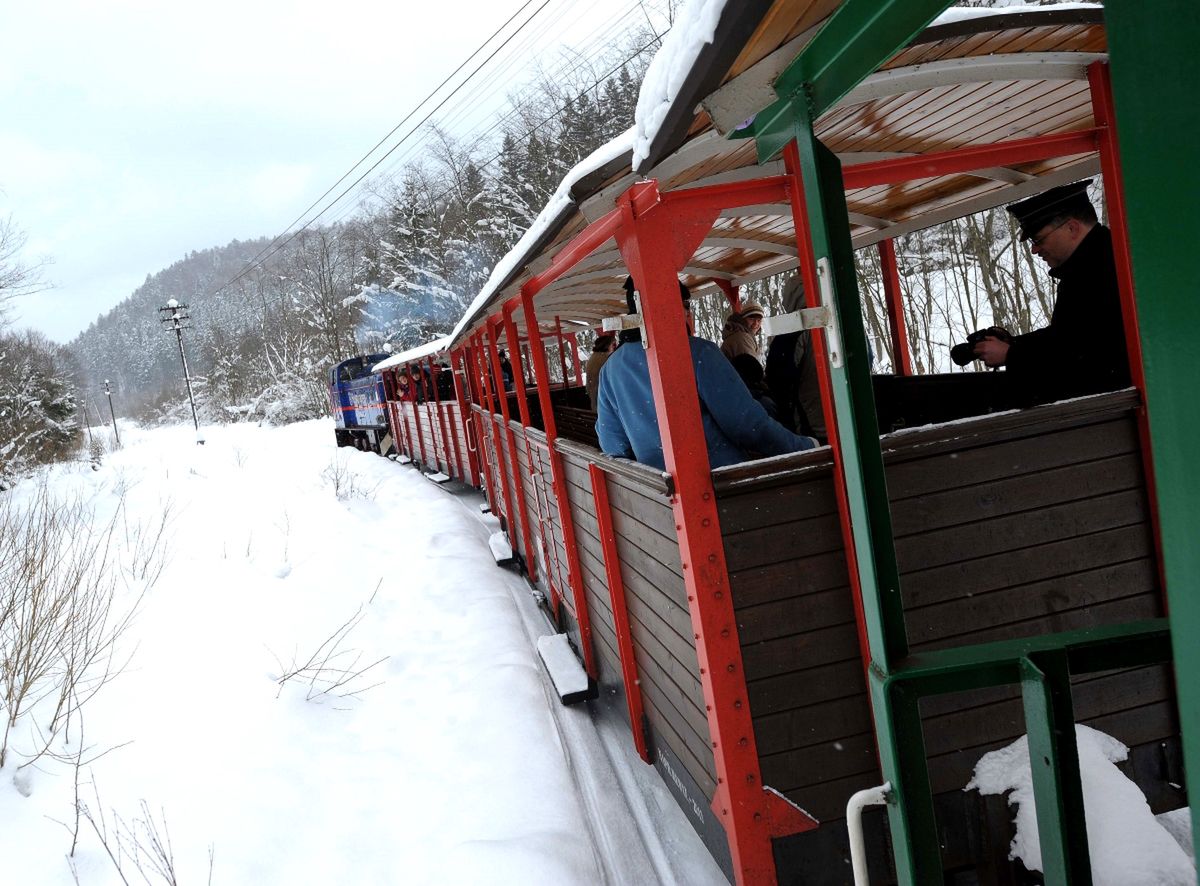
left=1021, top=653, right=1092, bottom=885
left=789, top=107, right=938, bottom=882
left=1105, top=0, right=1200, bottom=861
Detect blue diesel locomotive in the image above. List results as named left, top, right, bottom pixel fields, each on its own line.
left=327, top=354, right=392, bottom=454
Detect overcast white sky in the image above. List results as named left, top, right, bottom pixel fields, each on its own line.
left=0, top=0, right=651, bottom=342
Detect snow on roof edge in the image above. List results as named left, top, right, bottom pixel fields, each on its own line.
left=447, top=126, right=636, bottom=346
left=373, top=334, right=452, bottom=372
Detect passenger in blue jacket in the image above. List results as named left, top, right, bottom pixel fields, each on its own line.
left=595, top=278, right=818, bottom=470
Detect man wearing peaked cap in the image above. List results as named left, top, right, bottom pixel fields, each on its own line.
left=971, top=179, right=1131, bottom=405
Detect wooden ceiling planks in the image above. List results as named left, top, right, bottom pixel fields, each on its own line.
left=460, top=7, right=1110, bottom=337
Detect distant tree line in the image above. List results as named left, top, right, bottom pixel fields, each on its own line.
left=0, top=218, right=78, bottom=483
left=69, top=40, right=648, bottom=430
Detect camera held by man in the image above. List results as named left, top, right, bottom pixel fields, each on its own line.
left=950, top=327, right=1012, bottom=367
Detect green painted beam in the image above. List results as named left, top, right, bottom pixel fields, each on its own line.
left=773, top=0, right=951, bottom=120
left=1105, top=0, right=1200, bottom=862
left=1021, top=653, right=1093, bottom=885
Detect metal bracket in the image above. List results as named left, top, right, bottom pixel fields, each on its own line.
left=818, top=257, right=844, bottom=369
left=601, top=313, right=644, bottom=333
left=601, top=291, right=649, bottom=350
left=759, top=259, right=843, bottom=368
left=761, top=306, right=832, bottom=336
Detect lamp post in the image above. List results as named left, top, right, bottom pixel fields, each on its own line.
left=103, top=379, right=120, bottom=447
left=158, top=298, right=203, bottom=443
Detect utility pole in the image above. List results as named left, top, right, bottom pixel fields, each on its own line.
left=158, top=298, right=204, bottom=444
left=103, top=379, right=120, bottom=447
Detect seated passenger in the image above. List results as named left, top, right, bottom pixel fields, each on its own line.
left=765, top=275, right=826, bottom=442
left=728, top=352, right=780, bottom=420
left=497, top=349, right=515, bottom=392
left=595, top=278, right=817, bottom=470
left=971, top=180, right=1130, bottom=406
left=585, top=333, right=617, bottom=409
left=720, top=301, right=765, bottom=361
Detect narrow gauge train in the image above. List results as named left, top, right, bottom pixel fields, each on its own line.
left=327, top=354, right=391, bottom=453
left=339, top=4, right=1198, bottom=885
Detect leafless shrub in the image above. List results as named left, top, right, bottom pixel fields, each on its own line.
left=0, top=481, right=167, bottom=767
left=270, top=604, right=388, bottom=702
left=76, top=784, right=211, bottom=886
left=321, top=455, right=379, bottom=501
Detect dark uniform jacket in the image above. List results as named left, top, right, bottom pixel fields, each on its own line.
left=1005, top=224, right=1131, bottom=406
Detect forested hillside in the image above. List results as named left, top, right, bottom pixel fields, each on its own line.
left=68, top=51, right=646, bottom=428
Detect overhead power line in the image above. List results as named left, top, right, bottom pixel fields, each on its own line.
left=215, top=0, right=552, bottom=296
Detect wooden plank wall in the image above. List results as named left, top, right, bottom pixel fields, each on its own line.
left=444, top=402, right=474, bottom=485
left=553, top=405, right=600, bottom=449
left=550, top=439, right=720, bottom=804
left=714, top=391, right=1176, bottom=824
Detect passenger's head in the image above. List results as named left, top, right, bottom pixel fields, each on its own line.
left=592, top=334, right=616, bottom=353
left=1007, top=180, right=1098, bottom=270
left=623, top=275, right=690, bottom=313
left=739, top=301, right=765, bottom=335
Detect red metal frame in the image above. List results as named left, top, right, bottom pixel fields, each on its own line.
left=784, top=141, right=876, bottom=688
left=520, top=290, right=597, bottom=678
left=616, top=179, right=817, bottom=886
left=474, top=334, right=509, bottom=526
left=466, top=343, right=498, bottom=515
left=450, top=348, right=480, bottom=485
left=410, top=366, right=429, bottom=467
left=554, top=317, right=569, bottom=389
left=878, top=239, right=912, bottom=376
left=569, top=332, right=582, bottom=387
left=714, top=278, right=741, bottom=310
left=431, top=358, right=465, bottom=480
left=841, top=129, right=1102, bottom=190
left=428, top=356, right=451, bottom=476
left=589, top=463, right=651, bottom=763
left=487, top=321, right=537, bottom=573
left=500, top=310, right=543, bottom=585
left=1088, top=60, right=1167, bottom=602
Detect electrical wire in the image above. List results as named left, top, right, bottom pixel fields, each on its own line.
left=215, top=0, right=550, bottom=295
left=216, top=0, right=666, bottom=294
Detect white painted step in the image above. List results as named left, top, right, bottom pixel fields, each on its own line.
left=537, top=633, right=591, bottom=705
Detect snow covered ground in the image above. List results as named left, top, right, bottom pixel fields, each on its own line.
left=0, top=419, right=723, bottom=885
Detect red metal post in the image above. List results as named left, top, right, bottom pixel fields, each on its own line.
left=451, top=348, right=480, bottom=486
left=615, top=180, right=816, bottom=886
left=555, top=317, right=569, bottom=389
left=486, top=321, right=534, bottom=567
left=520, top=290, right=597, bottom=678
left=409, top=365, right=429, bottom=467
left=569, top=332, right=582, bottom=388
left=439, top=358, right=466, bottom=481
left=497, top=312, right=542, bottom=585
left=468, top=337, right=501, bottom=520
left=505, top=308, right=567, bottom=617
left=1088, top=60, right=1167, bottom=600
left=589, top=463, right=651, bottom=764
left=878, top=239, right=912, bottom=376
left=428, top=356, right=452, bottom=476
left=714, top=278, right=741, bottom=311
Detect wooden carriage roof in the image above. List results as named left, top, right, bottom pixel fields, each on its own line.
left=450, top=2, right=1106, bottom=347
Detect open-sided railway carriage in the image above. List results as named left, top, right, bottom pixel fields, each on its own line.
left=368, top=4, right=1198, bottom=884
